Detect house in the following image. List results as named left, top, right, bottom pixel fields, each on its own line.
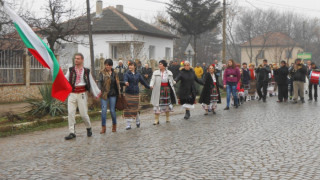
left=56, top=1, right=176, bottom=68
left=240, top=32, right=304, bottom=66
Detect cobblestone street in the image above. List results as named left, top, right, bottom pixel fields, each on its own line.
left=1, top=97, right=320, bottom=179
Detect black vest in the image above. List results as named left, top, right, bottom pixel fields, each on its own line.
left=69, top=67, right=91, bottom=92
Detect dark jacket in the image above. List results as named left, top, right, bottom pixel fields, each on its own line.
left=290, top=64, right=307, bottom=82
left=199, top=73, right=222, bottom=104
left=141, top=67, right=153, bottom=83
left=274, top=66, right=289, bottom=85
left=242, top=68, right=250, bottom=84
left=168, top=65, right=181, bottom=79
left=174, top=67, right=204, bottom=99
left=256, top=65, right=271, bottom=83
left=115, top=65, right=127, bottom=85
left=124, top=71, right=150, bottom=95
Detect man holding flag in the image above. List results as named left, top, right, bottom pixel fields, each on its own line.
left=64, top=53, right=101, bottom=140
left=2, top=1, right=100, bottom=140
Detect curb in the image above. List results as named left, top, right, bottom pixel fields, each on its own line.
left=0, top=111, right=101, bottom=133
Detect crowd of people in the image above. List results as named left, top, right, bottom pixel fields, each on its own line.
left=63, top=53, right=318, bottom=140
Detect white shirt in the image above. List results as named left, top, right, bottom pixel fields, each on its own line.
left=161, top=70, right=169, bottom=83
left=64, top=67, right=101, bottom=98
left=211, top=73, right=216, bottom=83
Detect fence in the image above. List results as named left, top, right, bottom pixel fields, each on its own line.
left=0, top=50, right=24, bottom=84
left=0, top=49, right=52, bottom=85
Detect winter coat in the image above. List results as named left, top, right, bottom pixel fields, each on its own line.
left=141, top=67, right=153, bottom=83
left=290, top=64, right=307, bottom=82
left=223, top=67, right=241, bottom=85
left=168, top=65, right=181, bottom=79
left=98, top=69, right=121, bottom=99
left=274, top=66, right=289, bottom=85
left=124, top=71, right=150, bottom=95
left=199, top=72, right=222, bottom=105
left=242, top=68, right=250, bottom=84
left=150, top=70, right=177, bottom=106
left=256, top=65, right=271, bottom=83
left=174, top=67, right=204, bottom=99
left=194, top=66, right=204, bottom=79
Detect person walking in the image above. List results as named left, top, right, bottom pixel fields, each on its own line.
left=290, top=58, right=307, bottom=103
left=199, top=64, right=222, bottom=115
left=308, top=62, right=318, bottom=101
left=223, top=59, right=241, bottom=110
left=274, top=61, right=289, bottom=102
left=256, top=59, right=271, bottom=102
left=241, top=62, right=250, bottom=101
left=64, top=53, right=101, bottom=140
left=248, top=64, right=256, bottom=100
left=98, top=59, right=121, bottom=134
left=175, top=61, right=204, bottom=119
left=115, top=60, right=127, bottom=93
left=150, top=60, right=178, bottom=125
left=123, top=62, right=150, bottom=130
left=194, top=63, right=204, bottom=79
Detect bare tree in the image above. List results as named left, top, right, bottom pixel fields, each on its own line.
left=29, top=0, right=86, bottom=53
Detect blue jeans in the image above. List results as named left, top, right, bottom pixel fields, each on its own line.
left=101, top=96, right=117, bottom=126
left=226, top=84, right=238, bottom=107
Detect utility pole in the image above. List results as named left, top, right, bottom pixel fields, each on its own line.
left=303, top=21, right=306, bottom=52
left=86, top=0, right=95, bottom=79
left=222, top=0, right=226, bottom=64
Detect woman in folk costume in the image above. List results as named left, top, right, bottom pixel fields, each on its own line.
left=150, top=60, right=178, bottom=125
left=248, top=64, right=257, bottom=100
left=123, top=62, right=150, bottom=130
left=98, top=59, right=121, bottom=134
left=174, top=61, right=204, bottom=119
left=199, top=64, right=222, bottom=115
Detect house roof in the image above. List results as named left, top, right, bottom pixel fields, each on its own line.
left=240, top=32, right=299, bottom=47
left=64, top=6, right=176, bottom=39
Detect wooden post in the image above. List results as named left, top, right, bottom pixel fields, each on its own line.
left=23, top=49, right=30, bottom=87
left=100, top=53, right=104, bottom=71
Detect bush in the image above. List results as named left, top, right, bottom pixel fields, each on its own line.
left=26, top=85, right=67, bottom=117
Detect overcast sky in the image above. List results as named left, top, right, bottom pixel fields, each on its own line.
left=14, top=0, right=320, bottom=22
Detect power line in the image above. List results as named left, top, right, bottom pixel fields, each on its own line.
left=254, top=0, right=320, bottom=13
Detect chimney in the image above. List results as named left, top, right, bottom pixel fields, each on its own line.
left=116, top=5, right=123, bottom=12
left=96, top=0, right=103, bottom=17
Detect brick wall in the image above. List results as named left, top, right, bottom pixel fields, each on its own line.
left=0, top=85, right=42, bottom=103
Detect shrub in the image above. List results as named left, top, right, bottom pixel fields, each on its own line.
left=26, top=85, right=67, bottom=117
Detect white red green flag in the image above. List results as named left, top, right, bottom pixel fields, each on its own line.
left=2, top=2, right=72, bottom=101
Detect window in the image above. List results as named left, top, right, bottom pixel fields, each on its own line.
left=165, top=47, right=171, bottom=60
left=286, top=50, right=292, bottom=59
left=149, top=45, right=155, bottom=59
left=257, top=50, right=264, bottom=59
left=111, top=45, right=117, bottom=59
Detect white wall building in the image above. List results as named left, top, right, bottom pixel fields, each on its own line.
left=56, top=2, right=176, bottom=69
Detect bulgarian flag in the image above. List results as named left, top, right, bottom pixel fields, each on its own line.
left=3, top=2, right=72, bottom=102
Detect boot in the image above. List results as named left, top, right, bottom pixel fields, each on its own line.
left=153, top=114, right=160, bottom=125
left=184, top=110, right=190, bottom=119
left=112, top=124, right=116, bottom=132
left=87, top=128, right=92, bottom=137
left=166, top=112, right=170, bottom=123
left=100, top=126, right=106, bottom=134
left=301, top=98, right=305, bottom=103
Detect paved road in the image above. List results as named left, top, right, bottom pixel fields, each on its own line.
left=1, top=97, right=320, bottom=179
